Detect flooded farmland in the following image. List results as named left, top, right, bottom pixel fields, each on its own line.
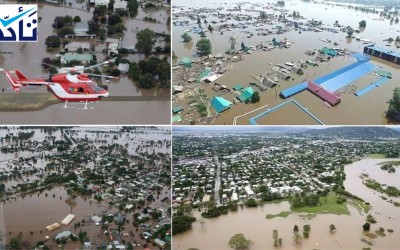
left=172, top=0, right=400, bottom=125
left=173, top=158, right=400, bottom=250
left=0, top=1, right=171, bottom=124
left=0, top=126, right=171, bottom=249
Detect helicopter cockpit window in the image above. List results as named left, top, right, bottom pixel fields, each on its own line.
left=89, top=82, right=103, bottom=93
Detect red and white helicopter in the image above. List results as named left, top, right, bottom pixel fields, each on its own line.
left=1, top=59, right=117, bottom=109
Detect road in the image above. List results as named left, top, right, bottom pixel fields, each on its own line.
left=214, top=156, right=221, bottom=206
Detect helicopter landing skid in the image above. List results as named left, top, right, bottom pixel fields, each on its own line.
left=63, top=100, right=94, bottom=110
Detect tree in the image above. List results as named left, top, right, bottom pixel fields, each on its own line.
left=9, top=235, right=22, bottom=249
left=363, top=222, right=371, bottom=231
left=229, top=36, right=236, bottom=51
left=73, top=16, right=81, bottom=23
left=127, top=241, right=134, bottom=250
left=293, top=225, right=299, bottom=232
left=128, top=61, right=140, bottom=81
left=293, top=232, right=302, bottom=244
left=272, top=229, right=282, bottom=247
left=303, top=224, right=310, bottom=238
left=108, top=14, right=122, bottom=26
left=45, top=35, right=61, bottom=48
left=387, top=87, right=400, bottom=115
left=196, top=38, right=212, bottom=56
left=260, top=11, right=268, bottom=19
left=359, top=20, right=367, bottom=27
left=330, top=224, right=336, bottom=233
left=251, top=91, right=260, bottom=103
left=57, top=27, right=74, bottom=37
left=135, top=28, right=156, bottom=55
left=139, top=73, right=156, bottom=89
left=244, top=198, right=257, bottom=207
left=346, top=27, right=354, bottom=38
left=181, top=32, right=192, bottom=43
left=208, top=24, right=214, bottom=32
left=228, top=233, right=253, bottom=249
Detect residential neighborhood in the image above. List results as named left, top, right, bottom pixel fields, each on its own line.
left=0, top=127, right=171, bottom=249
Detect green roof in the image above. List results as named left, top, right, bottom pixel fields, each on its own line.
left=376, top=70, right=392, bottom=79
left=319, top=47, right=337, bottom=56
left=63, top=53, right=93, bottom=62
left=172, top=106, right=184, bottom=114
left=196, top=69, right=212, bottom=83
left=180, top=57, right=192, bottom=67
left=237, top=87, right=254, bottom=102
left=172, top=115, right=182, bottom=123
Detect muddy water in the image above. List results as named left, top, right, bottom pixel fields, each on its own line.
left=173, top=158, right=400, bottom=249
left=0, top=2, right=170, bottom=124
left=173, top=0, right=400, bottom=124
left=0, top=100, right=170, bottom=124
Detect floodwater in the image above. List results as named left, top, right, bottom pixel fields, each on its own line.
left=173, top=158, right=400, bottom=249
left=0, top=1, right=170, bottom=124
left=0, top=127, right=171, bottom=248
left=172, top=0, right=400, bottom=125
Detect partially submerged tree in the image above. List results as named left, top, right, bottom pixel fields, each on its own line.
left=228, top=233, right=253, bottom=249
left=181, top=32, right=192, bottom=43
left=196, top=38, right=212, bottom=56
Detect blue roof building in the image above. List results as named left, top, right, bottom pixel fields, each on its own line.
left=211, top=96, right=232, bottom=113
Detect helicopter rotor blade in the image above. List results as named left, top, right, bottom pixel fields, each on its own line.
left=34, top=60, right=61, bottom=70
left=81, top=58, right=117, bottom=72
left=85, top=73, right=118, bottom=79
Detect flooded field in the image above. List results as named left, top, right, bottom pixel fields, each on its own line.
left=173, top=158, right=400, bottom=249
left=0, top=127, right=171, bottom=249
left=0, top=1, right=170, bottom=124
left=172, top=0, right=400, bottom=125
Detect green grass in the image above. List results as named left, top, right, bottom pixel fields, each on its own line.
left=266, top=211, right=291, bottom=219
left=291, top=193, right=350, bottom=215
left=347, top=199, right=370, bottom=214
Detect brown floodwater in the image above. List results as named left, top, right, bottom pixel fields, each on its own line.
left=173, top=158, right=400, bottom=249
left=172, top=0, right=400, bottom=125
left=0, top=1, right=170, bottom=124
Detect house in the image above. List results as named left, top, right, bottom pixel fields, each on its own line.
left=180, top=57, right=192, bottom=67
left=210, top=96, right=232, bottom=113
left=95, top=0, right=109, bottom=6
left=154, top=238, right=166, bottom=248
left=55, top=231, right=76, bottom=241
left=117, top=63, right=129, bottom=74
left=114, top=213, right=125, bottom=223
left=172, top=85, right=183, bottom=94
left=172, top=106, right=184, bottom=114
left=61, top=53, right=93, bottom=64
left=237, top=87, right=254, bottom=102
left=91, top=215, right=102, bottom=223
left=65, top=42, right=90, bottom=52
left=74, top=22, right=89, bottom=35
left=114, top=0, right=128, bottom=10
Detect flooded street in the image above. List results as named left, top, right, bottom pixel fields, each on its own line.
left=173, top=158, right=400, bottom=249
left=172, top=0, right=400, bottom=124
left=0, top=1, right=170, bottom=124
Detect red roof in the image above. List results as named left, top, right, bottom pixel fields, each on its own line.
left=307, top=80, right=341, bottom=106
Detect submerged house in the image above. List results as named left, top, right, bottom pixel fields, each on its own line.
left=307, top=80, right=341, bottom=106
left=237, top=87, right=254, bottom=102
left=211, top=96, right=233, bottom=113
left=180, top=57, right=192, bottom=67
left=364, top=45, right=400, bottom=65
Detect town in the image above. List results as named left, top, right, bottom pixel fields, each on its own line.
left=172, top=126, right=400, bottom=249
left=0, top=126, right=171, bottom=249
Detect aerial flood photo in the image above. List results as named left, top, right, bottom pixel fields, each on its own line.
left=172, top=126, right=400, bottom=249
left=0, top=126, right=171, bottom=249
left=172, top=0, right=400, bottom=125
left=0, top=0, right=171, bottom=124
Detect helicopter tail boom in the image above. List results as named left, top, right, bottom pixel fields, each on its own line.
left=4, top=70, right=23, bottom=93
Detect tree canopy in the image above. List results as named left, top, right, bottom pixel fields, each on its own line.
left=135, top=29, right=156, bottom=55
left=228, top=233, right=253, bottom=249
left=196, top=38, right=212, bottom=56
